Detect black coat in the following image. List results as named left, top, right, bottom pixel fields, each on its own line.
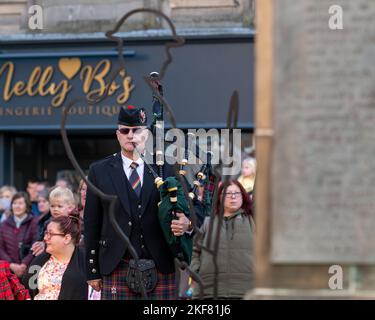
left=23, top=246, right=87, bottom=300
left=84, top=152, right=177, bottom=281
left=37, top=212, right=52, bottom=241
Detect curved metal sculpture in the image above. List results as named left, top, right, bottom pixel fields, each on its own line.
left=59, top=8, right=241, bottom=300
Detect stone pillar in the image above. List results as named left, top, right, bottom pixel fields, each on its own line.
left=249, top=0, right=375, bottom=299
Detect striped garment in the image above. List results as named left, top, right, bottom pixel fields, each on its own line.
left=102, top=259, right=177, bottom=300
left=131, top=177, right=141, bottom=190
left=0, top=260, right=30, bottom=300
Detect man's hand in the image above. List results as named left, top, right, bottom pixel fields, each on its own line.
left=88, top=279, right=102, bottom=292
left=31, top=241, right=45, bottom=256
left=171, top=212, right=191, bottom=237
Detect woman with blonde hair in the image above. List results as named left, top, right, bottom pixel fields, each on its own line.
left=237, top=157, right=256, bottom=196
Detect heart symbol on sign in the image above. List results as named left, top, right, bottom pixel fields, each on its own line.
left=58, top=58, right=82, bottom=79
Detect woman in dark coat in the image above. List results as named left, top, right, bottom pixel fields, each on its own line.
left=0, top=192, right=39, bottom=278
left=30, top=189, right=52, bottom=257
left=36, top=189, right=52, bottom=240
left=23, top=212, right=87, bottom=300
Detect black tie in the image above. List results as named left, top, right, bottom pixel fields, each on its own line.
left=129, top=162, right=141, bottom=198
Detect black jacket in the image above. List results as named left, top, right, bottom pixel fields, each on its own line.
left=84, top=152, right=177, bottom=281
left=23, top=246, right=88, bottom=300
left=37, top=212, right=52, bottom=241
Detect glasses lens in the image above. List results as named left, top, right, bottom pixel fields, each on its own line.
left=226, top=192, right=241, bottom=198
left=44, top=231, right=65, bottom=238
left=119, top=128, right=143, bottom=135
left=119, top=128, right=130, bottom=135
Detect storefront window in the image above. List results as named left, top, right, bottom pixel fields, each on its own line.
left=14, top=135, right=118, bottom=190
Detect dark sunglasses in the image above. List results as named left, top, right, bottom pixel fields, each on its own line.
left=118, top=128, right=143, bottom=135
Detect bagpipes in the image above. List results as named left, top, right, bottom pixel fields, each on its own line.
left=179, top=133, right=215, bottom=228
left=137, top=72, right=215, bottom=264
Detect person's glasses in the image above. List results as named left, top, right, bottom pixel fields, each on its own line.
left=224, top=192, right=242, bottom=198
left=118, top=128, right=143, bottom=135
left=44, top=231, right=65, bottom=239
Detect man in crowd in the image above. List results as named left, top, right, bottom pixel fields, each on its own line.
left=26, top=179, right=40, bottom=216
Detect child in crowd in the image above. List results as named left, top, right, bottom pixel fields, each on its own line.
left=31, top=187, right=76, bottom=257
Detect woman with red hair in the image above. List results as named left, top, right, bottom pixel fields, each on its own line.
left=190, top=180, right=255, bottom=299
left=23, top=212, right=87, bottom=300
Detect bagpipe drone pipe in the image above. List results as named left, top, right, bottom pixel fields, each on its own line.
left=135, top=72, right=217, bottom=264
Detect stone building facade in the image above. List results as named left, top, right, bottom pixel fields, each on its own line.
left=0, top=0, right=255, bottom=34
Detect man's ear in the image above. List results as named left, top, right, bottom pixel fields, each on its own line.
left=141, top=128, right=150, bottom=142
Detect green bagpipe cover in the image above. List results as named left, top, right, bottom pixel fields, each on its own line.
left=158, top=176, right=193, bottom=264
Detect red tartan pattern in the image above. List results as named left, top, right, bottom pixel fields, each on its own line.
left=102, top=260, right=177, bottom=300
left=0, top=260, right=30, bottom=300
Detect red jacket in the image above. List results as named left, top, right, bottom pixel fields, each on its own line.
left=0, top=214, right=39, bottom=266
left=0, top=260, right=30, bottom=300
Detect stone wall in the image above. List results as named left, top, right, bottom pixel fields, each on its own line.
left=0, top=0, right=255, bottom=34
left=0, top=0, right=28, bottom=33
left=252, top=0, right=375, bottom=299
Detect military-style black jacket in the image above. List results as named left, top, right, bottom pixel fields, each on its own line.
left=84, top=152, right=177, bottom=281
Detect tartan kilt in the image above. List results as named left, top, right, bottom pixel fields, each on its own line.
left=102, top=259, right=177, bottom=300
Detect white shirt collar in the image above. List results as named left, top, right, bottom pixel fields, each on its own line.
left=120, top=152, right=145, bottom=185
left=120, top=152, right=144, bottom=168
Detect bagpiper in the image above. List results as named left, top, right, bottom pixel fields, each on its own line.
left=84, top=105, right=194, bottom=300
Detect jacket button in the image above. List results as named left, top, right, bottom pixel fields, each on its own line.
left=91, top=250, right=95, bottom=254
left=92, top=269, right=97, bottom=273
left=140, top=235, right=143, bottom=239
left=128, top=221, right=132, bottom=226
left=138, top=205, right=141, bottom=209
left=89, top=259, right=94, bottom=264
